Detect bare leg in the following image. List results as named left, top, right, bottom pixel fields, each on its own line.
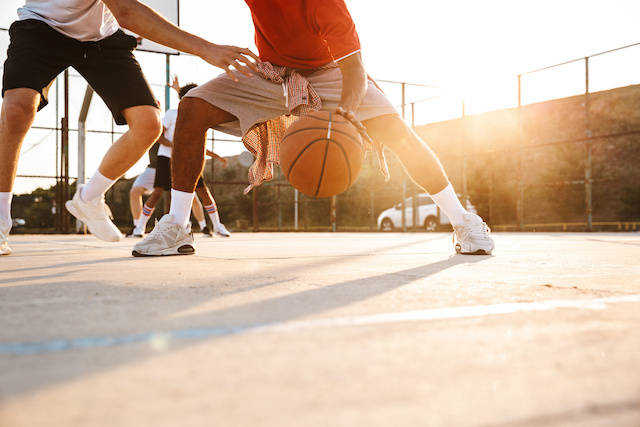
left=363, top=114, right=449, bottom=195
left=171, top=98, right=236, bottom=192
left=97, top=105, right=161, bottom=180
left=0, top=89, right=40, bottom=192
left=129, top=186, right=149, bottom=222
left=191, top=193, right=205, bottom=224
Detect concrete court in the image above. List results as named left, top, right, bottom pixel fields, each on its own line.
left=0, top=231, right=639, bottom=427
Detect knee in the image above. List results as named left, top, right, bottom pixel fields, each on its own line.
left=176, top=98, right=206, bottom=130
left=127, top=107, right=162, bottom=145
left=130, top=186, right=144, bottom=197
left=366, top=116, right=416, bottom=153
left=1, top=95, right=38, bottom=130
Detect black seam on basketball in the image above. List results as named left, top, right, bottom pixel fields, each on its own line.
left=315, top=139, right=330, bottom=197
left=330, top=140, right=352, bottom=187
left=286, top=138, right=327, bottom=181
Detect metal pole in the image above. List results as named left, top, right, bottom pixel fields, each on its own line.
left=401, top=82, right=406, bottom=232
left=517, top=75, right=524, bottom=231
left=76, top=85, right=93, bottom=233
left=60, top=69, right=70, bottom=233
left=331, top=195, right=337, bottom=232
left=584, top=57, right=593, bottom=231
left=294, top=189, right=299, bottom=231
left=252, top=187, right=259, bottom=231
left=165, top=54, right=171, bottom=109
left=461, top=99, right=467, bottom=210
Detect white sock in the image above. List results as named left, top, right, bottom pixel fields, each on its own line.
left=137, top=204, right=155, bottom=232
left=169, top=189, right=195, bottom=229
left=0, top=192, right=12, bottom=224
left=81, top=171, right=116, bottom=201
left=198, top=219, right=207, bottom=230
left=429, top=183, right=467, bottom=227
left=133, top=219, right=139, bottom=226
left=204, top=202, right=222, bottom=228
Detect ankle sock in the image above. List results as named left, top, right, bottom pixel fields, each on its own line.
left=81, top=171, right=116, bottom=201
left=169, top=190, right=195, bottom=229
left=429, top=183, right=467, bottom=227
left=0, top=192, right=12, bottom=224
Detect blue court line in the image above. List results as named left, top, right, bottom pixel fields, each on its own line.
left=2, top=294, right=639, bottom=356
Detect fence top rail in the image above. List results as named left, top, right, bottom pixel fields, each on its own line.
left=519, top=41, right=640, bottom=76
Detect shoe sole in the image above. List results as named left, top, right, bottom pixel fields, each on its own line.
left=455, top=243, right=493, bottom=255
left=132, top=244, right=195, bottom=257
left=65, top=200, right=122, bottom=242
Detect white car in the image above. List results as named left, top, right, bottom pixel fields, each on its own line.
left=377, top=193, right=476, bottom=232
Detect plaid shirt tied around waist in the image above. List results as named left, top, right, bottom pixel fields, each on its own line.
left=241, top=61, right=390, bottom=194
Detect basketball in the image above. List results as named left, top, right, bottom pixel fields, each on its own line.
left=279, top=111, right=365, bottom=198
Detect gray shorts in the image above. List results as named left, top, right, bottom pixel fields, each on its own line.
left=185, top=67, right=398, bottom=137
left=131, top=167, right=156, bottom=192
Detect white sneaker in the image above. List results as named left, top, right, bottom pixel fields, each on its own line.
left=132, top=225, right=145, bottom=238
left=453, top=213, right=495, bottom=255
left=132, top=214, right=195, bottom=257
left=0, top=218, right=12, bottom=256
left=65, top=190, right=122, bottom=242
left=214, top=223, right=231, bottom=237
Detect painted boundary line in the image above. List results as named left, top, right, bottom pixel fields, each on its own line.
left=1, top=294, right=639, bottom=356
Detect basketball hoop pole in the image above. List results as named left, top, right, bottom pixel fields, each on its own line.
left=165, top=54, right=171, bottom=110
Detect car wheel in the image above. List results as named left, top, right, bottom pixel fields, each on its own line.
left=424, top=216, right=438, bottom=232
left=380, top=218, right=394, bottom=231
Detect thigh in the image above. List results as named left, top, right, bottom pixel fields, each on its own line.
left=185, top=69, right=289, bottom=136
left=2, top=20, right=79, bottom=110
left=73, top=30, right=157, bottom=125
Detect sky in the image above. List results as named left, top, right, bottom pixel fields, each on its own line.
left=1, top=0, right=640, bottom=194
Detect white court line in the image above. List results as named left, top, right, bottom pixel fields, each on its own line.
left=256, top=294, right=640, bottom=333
left=1, top=294, right=639, bottom=356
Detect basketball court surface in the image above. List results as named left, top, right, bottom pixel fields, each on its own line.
left=1, top=231, right=639, bottom=426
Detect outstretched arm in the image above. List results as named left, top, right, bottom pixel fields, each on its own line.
left=103, top=0, right=259, bottom=82
left=335, top=51, right=374, bottom=144
left=206, top=150, right=228, bottom=168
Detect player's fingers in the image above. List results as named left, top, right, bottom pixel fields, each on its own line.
left=222, top=66, right=240, bottom=83
left=335, top=107, right=374, bottom=145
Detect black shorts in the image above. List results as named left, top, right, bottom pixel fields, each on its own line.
left=2, top=19, right=158, bottom=125
left=154, top=156, right=205, bottom=190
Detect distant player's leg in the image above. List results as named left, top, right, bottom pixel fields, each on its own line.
left=196, top=182, right=230, bottom=237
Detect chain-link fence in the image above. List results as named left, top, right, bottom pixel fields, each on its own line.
left=2, top=26, right=639, bottom=233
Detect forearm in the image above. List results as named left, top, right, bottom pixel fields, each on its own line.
left=337, top=52, right=368, bottom=113
left=157, top=134, right=173, bottom=148
left=104, top=0, right=210, bottom=57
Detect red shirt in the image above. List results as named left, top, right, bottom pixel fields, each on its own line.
left=244, top=0, right=361, bottom=69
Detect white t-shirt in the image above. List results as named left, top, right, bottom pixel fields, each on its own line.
left=157, top=108, right=178, bottom=158
left=17, top=0, right=118, bottom=42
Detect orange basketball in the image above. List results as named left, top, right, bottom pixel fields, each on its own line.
left=279, top=111, right=365, bottom=198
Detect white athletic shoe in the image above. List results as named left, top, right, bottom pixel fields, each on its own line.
left=132, top=214, right=195, bottom=257
left=65, top=190, right=122, bottom=242
left=453, top=213, right=495, bottom=255
left=214, top=223, right=231, bottom=237
left=0, top=218, right=12, bottom=256
left=132, top=225, right=145, bottom=238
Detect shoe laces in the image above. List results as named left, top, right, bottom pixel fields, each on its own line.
left=464, top=219, right=491, bottom=238
left=89, top=196, right=114, bottom=220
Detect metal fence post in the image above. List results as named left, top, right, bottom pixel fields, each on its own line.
left=584, top=57, right=593, bottom=231
left=517, top=75, right=524, bottom=231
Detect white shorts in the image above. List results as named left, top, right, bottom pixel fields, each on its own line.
left=131, top=167, right=156, bottom=192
